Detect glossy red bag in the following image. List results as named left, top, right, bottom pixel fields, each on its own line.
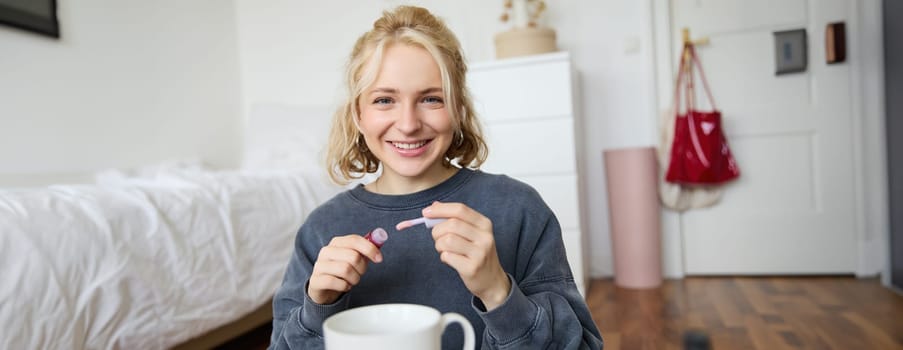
left=665, top=44, right=740, bottom=185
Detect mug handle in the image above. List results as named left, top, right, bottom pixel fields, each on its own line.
left=440, top=312, right=475, bottom=350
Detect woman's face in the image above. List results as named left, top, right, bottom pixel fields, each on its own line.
left=358, top=44, right=455, bottom=186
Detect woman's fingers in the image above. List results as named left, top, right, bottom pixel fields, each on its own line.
left=423, top=202, right=511, bottom=309
left=328, top=235, right=383, bottom=263
left=319, top=245, right=368, bottom=275
left=433, top=230, right=474, bottom=257
left=313, top=258, right=364, bottom=286
left=310, top=272, right=353, bottom=292
left=438, top=250, right=475, bottom=277
left=423, top=202, right=492, bottom=233
left=308, top=234, right=383, bottom=304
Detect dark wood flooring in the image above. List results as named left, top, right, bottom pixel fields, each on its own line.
left=218, top=277, right=903, bottom=350
left=588, top=277, right=903, bottom=350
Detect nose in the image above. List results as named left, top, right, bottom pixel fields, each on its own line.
left=395, top=101, right=422, bottom=134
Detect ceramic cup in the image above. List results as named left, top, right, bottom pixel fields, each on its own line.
left=323, top=303, right=475, bottom=350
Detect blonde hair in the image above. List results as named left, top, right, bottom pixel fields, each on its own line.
left=326, top=5, right=488, bottom=185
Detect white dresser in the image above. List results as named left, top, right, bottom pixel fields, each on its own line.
left=467, top=52, right=588, bottom=296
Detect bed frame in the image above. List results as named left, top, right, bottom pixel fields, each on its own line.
left=171, top=298, right=273, bottom=350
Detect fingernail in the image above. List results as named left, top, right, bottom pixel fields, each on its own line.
left=375, top=254, right=383, bottom=263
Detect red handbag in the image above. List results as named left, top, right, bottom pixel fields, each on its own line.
left=665, top=44, right=740, bottom=185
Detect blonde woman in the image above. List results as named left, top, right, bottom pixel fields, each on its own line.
left=269, top=6, right=602, bottom=349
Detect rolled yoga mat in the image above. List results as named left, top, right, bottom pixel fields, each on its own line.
left=603, top=147, right=663, bottom=289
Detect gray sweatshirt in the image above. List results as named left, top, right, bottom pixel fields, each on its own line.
left=269, top=168, right=603, bottom=349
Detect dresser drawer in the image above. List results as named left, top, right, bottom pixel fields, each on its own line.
left=507, top=174, right=581, bottom=230
left=469, top=58, right=573, bottom=122
left=482, top=117, right=577, bottom=175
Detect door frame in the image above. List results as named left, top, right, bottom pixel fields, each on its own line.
left=647, top=0, right=889, bottom=280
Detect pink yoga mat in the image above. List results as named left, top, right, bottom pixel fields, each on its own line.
left=604, top=147, right=662, bottom=289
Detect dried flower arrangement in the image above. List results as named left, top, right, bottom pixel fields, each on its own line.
left=499, top=0, right=547, bottom=28
left=493, top=0, right=556, bottom=58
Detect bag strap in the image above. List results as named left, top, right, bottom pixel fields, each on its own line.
left=673, top=43, right=713, bottom=167
left=673, top=45, right=689, bottom=114
left=673, top=43, right=718, bottom=113
left=688, top=45, right=717, bottom=110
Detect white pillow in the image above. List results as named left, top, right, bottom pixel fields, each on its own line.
left=242, top=103, right=335, bottom=172
left=93, top=158, right=210, bottom=186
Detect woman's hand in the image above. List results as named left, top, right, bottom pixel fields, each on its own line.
left=307, top=235, right=383, bottom=305
left=424, top=202, right=511, bottom=311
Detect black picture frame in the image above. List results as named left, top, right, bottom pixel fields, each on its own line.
left=0, top=0, right=60, bottom=39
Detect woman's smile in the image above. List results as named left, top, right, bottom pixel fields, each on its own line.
left=389, top=139, right=432, bottom=155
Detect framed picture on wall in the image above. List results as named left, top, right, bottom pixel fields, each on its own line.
left=0, top=0, right=59, bottom=38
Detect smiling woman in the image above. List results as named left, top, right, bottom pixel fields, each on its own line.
left=325, top=6, right=488, bottom=188
left=268, top=5, right=603, bottom=350
left=0, top=0, right=59, bottom=38
left=357, top=44, right=457, bottom=194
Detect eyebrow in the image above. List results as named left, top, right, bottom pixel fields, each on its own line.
left=368, top=87, right=444, bottom=96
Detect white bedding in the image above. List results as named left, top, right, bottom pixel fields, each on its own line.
left=0, top=168, right=339, bottom=349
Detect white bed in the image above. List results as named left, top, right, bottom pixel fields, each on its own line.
left=0, top=104, right=341, bottom=349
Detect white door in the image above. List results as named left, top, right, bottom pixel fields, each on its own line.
left=665, top=0, right=857, bottom=274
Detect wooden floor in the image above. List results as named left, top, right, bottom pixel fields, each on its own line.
left=220, top=277, right=903, bottom=350
left=588, top=277, right=903, bottom=350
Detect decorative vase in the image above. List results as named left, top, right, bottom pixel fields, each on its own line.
left=493, top=27, right=557, bottom=59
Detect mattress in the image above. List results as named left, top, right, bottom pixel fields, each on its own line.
left=0, top=168, right=338, bottom=349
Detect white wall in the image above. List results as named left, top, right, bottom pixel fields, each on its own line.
left=0, top=0, right=243, bottom=186
left=0, top=0, right=659, bottom=277
left=235, top=0, right=659, bottom=277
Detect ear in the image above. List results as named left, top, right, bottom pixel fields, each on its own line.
left=350, top=103, right=364, bottom=133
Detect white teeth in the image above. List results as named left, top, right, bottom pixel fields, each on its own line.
left=392, top=141, right=427, bottom=149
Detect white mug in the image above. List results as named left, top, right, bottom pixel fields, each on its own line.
left=323, top=303, right=475, bottom=350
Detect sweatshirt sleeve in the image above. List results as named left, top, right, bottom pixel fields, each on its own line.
left=268, top=225, right=351, bottom=350
left=473, top=211, right=604, bottom=349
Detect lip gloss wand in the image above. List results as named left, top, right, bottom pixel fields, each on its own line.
left=395, top=217, right=447, bottom=231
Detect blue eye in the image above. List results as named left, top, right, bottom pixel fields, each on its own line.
left=422, top=96, right=444, bottom=104
left=374, top=97, right=393, bottom=105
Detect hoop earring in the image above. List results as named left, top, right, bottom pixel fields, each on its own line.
left=455, top=129, right=464, bottom=147
left=356, top=133, right=369, bottom=153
